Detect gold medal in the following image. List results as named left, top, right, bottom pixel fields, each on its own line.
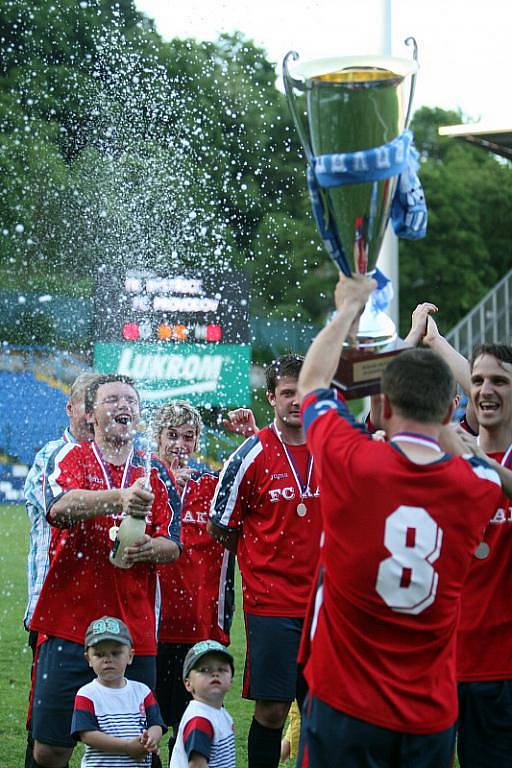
left=296, top=502, right=307, bottom=517
left=109, top=525, right=119, bottom=542
left=474, top=541, right=490, bottom=559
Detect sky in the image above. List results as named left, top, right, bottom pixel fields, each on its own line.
left=134, top=0, right=512, bottom=126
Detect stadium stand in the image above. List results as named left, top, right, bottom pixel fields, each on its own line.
left=0, top=371, right=68, bottom=465
left=0, top=463, right=27, bottom=503
left=0, top=345, right=89, bottom=502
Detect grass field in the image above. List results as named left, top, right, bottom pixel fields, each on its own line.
left=0, top=504, right=461, bottom=768
left=0, top=504, right=257, bottom=767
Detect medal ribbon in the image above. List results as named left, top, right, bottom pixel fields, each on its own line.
left=391, top=432, right=442, bottom=453
left=91, top=442, right=134, bottom=491
left=270, top=421, right=314, bottom=499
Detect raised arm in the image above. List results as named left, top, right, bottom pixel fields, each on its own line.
left=298, top=273, right=376, bottom=401
left=404, top=302, right=439, bottom=347
left=223, top=408, right=259, bottom=437
left=422, top=315, right=472, bottom=393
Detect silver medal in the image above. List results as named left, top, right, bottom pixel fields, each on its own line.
left=296, top=502, right=307, bottom=517
left=474, top=541, right=490, bottom=559
left=109, top=525, right=119, bottom=542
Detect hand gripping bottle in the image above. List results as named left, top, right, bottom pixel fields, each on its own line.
left=109, top=511, right=147, bottom=569
left=110, top=463, right=152, bottom=569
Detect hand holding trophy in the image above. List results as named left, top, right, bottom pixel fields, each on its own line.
left=283, top=39, right=427, bottom=398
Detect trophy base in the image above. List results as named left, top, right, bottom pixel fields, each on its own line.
left=332, top=344, right=406, bottom=400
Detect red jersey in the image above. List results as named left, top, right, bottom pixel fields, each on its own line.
left=209, top=424, right=322, bottom=617
left=300, top=388, right=503, bottom=734
left=457, top=444, right=512, bottom=681
left=31, top=441, right=181, bottom=654
left=158, top=471, right=234, bottom=645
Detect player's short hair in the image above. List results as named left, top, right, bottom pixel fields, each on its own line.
left=152, top=400, right=202, bottom=450
left=69, top=372, right=101, bottom=404
left=265, top=354, right=304, bottom=394
left=470, top=343, right=512, bottom=371
left=85, top=375, right=139, bottom=414
left=381, top=348, right=455, bottom=424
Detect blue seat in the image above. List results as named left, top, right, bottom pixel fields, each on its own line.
left=0, top=371, right=67, bottom=465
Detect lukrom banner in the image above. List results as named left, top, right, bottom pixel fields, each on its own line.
left=118, top=348, right=223, bottom=382
left=94, top=343, right=251, bottom=406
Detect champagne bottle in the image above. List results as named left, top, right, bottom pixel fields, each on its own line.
left=109, top=513, right=147, bottom=569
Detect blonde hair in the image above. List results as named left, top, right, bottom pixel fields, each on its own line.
left=152, top=400, right=202, bottom=451
left=69, top=372, right=101, bottom=404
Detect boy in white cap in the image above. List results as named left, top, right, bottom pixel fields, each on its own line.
left=171, top=640, right=235, bottom=768
left=71, top=616, right=166, bottom=766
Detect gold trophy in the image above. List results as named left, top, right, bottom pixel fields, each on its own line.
left=283, top=40, right=422, bottom=398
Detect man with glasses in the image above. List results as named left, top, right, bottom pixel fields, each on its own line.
left=29, top=375, right=181, bottom=768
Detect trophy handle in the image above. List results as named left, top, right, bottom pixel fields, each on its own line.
left=404, top=36, right=418, bottom=129
left=282, top=51, right=313, bottom=164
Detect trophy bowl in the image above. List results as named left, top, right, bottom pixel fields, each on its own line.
left=283, top=45, right=420, bottom=398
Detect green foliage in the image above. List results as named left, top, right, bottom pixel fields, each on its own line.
left=399, top=107, right=512, bottom=335
left=1, top=5, right=511, bottom=354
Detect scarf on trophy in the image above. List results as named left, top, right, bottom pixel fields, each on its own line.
left=307, top=129, right=427, bottom=312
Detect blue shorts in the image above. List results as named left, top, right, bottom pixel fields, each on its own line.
left=457, top=680, right=512, bottom=767
left=243, top=613, right=304, bottom=702
left=31, top=636, right=156, bottom=748
left=298, top=693, right=456, bottom=768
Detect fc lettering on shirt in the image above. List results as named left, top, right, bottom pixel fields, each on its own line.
left=268, top=486, right=320, bottom=503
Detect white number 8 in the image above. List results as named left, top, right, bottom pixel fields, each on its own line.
left=376, top=506, right=443, bottom=615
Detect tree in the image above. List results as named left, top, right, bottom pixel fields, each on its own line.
left=399, top=107, right=512, bottom=335
left=1, top=6, right=511, bottom=349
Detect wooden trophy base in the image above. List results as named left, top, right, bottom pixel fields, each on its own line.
left=332, top=344, right=406, bottom=400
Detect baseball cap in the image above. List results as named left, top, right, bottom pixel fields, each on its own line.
left=182, top=640, right=234, bottom=681
left=84, top=616, right=133, bottom=650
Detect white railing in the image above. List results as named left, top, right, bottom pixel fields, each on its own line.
left=446, top=269, right=512, bottom=357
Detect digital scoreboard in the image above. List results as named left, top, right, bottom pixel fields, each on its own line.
left=93, top=266, right=251, bottom=407
left=94, top=267, right=250, bottom=345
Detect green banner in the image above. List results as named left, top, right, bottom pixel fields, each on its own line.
left=94, top=342, right=251, bottom=406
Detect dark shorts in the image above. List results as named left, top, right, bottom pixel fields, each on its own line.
left=156, top=642, right=193, bottom=733
left=31, top=636, right=156, bottom=748
left=298, top=693, right=456, bottom=768
left=457, top=680, right=512, bottom=767
left=243, top=613, right=305, bottom=702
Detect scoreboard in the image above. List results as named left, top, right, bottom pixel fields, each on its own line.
left=93, top=266, right=251, bottom=406
left=94, top=267, right=250, bottom=345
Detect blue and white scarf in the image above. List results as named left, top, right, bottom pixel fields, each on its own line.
left=307, top=129, right=427, bottom=311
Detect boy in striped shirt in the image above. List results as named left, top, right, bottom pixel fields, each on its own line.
left=71, top=616, right=166, bottom=766
left=171, top=641, right=235, bottom=768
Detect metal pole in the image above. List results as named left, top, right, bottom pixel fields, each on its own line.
left=377, top=0, right=400, bottom=330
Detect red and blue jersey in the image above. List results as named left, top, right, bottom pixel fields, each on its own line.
left=158, top=471, right=234, bottom=645
left=300, top=387, right=502, bottom=733
left=30, top=442, right=181, bottom=654
left=209, top=425, right=322, bottom=617
left=457, top=442, right=512, bottom=681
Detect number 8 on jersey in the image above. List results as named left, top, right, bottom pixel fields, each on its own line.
left=376, top=506, right=443, bottom=615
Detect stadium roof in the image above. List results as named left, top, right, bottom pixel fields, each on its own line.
left=438, top=123, right=512, bottom=160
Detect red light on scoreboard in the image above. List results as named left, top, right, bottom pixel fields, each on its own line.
left=206, top=324, right=222, bottom=342
left=123, top=322, right=140, bottom=341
